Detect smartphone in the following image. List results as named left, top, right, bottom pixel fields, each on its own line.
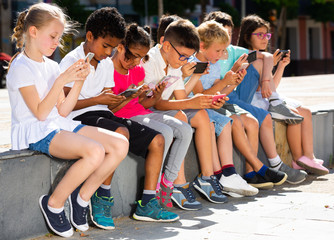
left=192, top=62, right=208, bottom=74
left=84, top=52, right=94, bottom=62
left=238, top=62, right=249, bottom=71
left=118, top=84, right=145, bottom=97
left=247, top=51, right=257, bottom=63
left=279, top=50, right=289, bottom=58
left=212, top=94, right=226, bottom=103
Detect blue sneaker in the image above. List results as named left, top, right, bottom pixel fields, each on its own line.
left=39, top=195, right=73, bottom=238
left=171, top=183, right=202, bottom=210
left=68, top=187, right=89, bottom=232
left=133, top=198, right=179, bottom=222
left=90, top=192, right=115, bottom=230
left=193, top=174, right=228, bottom=203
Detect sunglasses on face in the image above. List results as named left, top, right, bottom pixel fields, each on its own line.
left=169, top=42, right=191, bottom=62
left=251, top=32, right=272, bottom=40
left=124, top=46, right=144, bottom=61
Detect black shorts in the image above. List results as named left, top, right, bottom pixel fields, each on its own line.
left=74, top=111, right=160, bottom=158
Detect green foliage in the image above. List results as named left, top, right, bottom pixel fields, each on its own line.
left=132, top=0, right=200, bottom=17
left=53, top=0, right=92, bottom=26
left=308, top=1, right=334, bottom=22
left=218, top=2, right=241, bottom=27
left=252, top=0, right=299, bottom=21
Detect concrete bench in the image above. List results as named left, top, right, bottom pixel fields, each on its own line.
left=0, top=108, right=333, bottom=239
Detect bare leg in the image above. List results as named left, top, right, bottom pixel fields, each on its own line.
left=211, top=123, right=221, bottom=173
left=216, top=121, right=233, bottom=166
left=259, top=114, right=278, bottom=159
left=48, top=126, right=128, bottom=208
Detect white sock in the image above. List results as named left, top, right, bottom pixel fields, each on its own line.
left=76, top=192, right=89, bottom=208
left=268, top=155, right=283, bottom=170
left=48, top=205, right=64, bottom=214
left=100, top=184, right=111, bottom=190
left=269, top=92, right=283, bottom=106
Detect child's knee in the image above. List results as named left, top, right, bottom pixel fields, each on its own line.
left=244, top=116, right=259, bottom=132
left=116, top=126, right=129, bottom=140
left=84, top=141, right=105, bottom=168
left=232, top=117, right=244, bottom=131
left=150, top=133, right=165, bottom=150
left=174, top=110, right=188, bottom=122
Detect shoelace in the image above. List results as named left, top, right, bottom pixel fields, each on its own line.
left=181, top=186, right=196, bottom=202
left=209, top=176, right=223, bottom=195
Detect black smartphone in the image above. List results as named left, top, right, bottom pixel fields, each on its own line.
left=193, top=62, right=208, bottom=74
left=247, top=51, right=257, bottom=63
left=279, top=50, right=289, bottom=58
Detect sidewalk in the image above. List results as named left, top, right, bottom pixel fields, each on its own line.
left=33, top=171, right=334, bottom=240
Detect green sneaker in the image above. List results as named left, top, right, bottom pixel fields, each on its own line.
left=89, top=192, right=115, bottom=230
left=133, top=198, right=179, bottom=222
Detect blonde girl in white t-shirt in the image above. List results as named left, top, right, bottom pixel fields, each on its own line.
left=7, top=3, right=128, bottom=238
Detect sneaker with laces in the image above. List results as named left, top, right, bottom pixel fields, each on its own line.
left=171, top=183, right=202, bottom=210
left=133, top=198, right=179, bottom=222
left=68, top=187, right=89, bottom=232
left=157, top=179, right=173, bottom=209
left=277, top=162, right=307, bottom=184
left=297, top=156, right=329, bottom=175
left=90, top=192, right=115, bottom=230
left=193, top=174, right=227, bottom=203
left=39, top=195, right=73, bottom=238
left=244, top=174, right=274, bottom=189
left=263, top=168, right=287, bottom=186
left=219, top=174, right=259, bottom=196
left=268, top=102, right=304, bottom=124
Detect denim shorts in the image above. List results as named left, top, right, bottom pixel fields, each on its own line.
left=29, top=124, right=85, bottom=157
left=236, top=64, right=260, bottom=104
left=206, top=109, right=232, bottom=136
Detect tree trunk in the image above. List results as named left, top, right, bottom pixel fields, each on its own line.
left=277, top=6, right=287, bottom=50
left=158, top=0, right=163, bottom=19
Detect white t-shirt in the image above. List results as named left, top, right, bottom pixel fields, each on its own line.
left=6, top=53, right=80, bottom=150
left=142, top=44, right=184, bottom=100
left=59, top=42, right=115, bottom=119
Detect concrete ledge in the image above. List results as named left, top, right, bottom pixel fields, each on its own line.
left=0, top=109, right=333, bottom=239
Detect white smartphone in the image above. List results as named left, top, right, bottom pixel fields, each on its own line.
left=238, top=62, right=249, bottom=71
left=84, top=52, right=94, bottom=62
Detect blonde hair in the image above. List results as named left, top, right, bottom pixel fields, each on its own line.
left=197, top=20, right=229, bottom=49
left=11, top=2, right=77, bottom=50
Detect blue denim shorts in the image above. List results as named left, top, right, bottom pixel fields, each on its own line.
left=236, top=64, right=260, bottom=104
left=206, top=109, right=232, bottom=136
left=29, top=124, right=85, bottom=157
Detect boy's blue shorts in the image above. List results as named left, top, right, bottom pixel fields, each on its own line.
left=29, top=124, right=85, bottom=157
left=206, top=109, right=232, bottom=136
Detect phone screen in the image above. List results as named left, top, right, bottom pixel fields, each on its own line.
left=193, top=62, right=208, bottom=74
left=247, top=51, right=257, bottom=63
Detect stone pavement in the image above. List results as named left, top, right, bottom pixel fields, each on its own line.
left=32, top=170, right=334, bottom=240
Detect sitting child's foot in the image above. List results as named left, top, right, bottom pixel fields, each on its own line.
left=133, top=198, right=179, bottom=222
left=276, top=162, right=307, bottom=184
left=90, top=192, right=115, bottom=230
left=193, top=174, right=227, bottom=203
left=297, top=156, right=329, bottom=175
left=39, top=195, right=73, bottom=238
left=68, top=187, right=89, bottom=232
left=244, top=173, right=274, bottom=190
left=268, top=101, right=304, bottom=124
left=219, top=173, right=259, bottom=197
left=263, top=168, right=287, bottom=186
left=292, top=160, right=306, bottom=170
left=172, top=183, right=202, bottom=210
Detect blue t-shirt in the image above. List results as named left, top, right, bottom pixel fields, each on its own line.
left=218, top=45, right=248, bottom=79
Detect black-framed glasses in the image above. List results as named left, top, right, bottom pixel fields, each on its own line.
left=169, top=42, right=191, bottom=61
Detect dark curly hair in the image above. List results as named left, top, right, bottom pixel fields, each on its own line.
left=85, top=7, right=126, bottom=39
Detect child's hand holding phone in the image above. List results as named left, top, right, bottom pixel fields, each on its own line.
left=211, top=93, right=228, bottom=109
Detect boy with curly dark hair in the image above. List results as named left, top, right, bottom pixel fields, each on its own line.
left=60, top=7, right=179, bottom=229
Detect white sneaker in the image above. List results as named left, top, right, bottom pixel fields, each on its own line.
left=219, top=174, right=259, bottom=197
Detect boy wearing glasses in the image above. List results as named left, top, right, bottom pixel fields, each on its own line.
left=60, top=8, right=180, bottom=227
left=142, top=19, right=229, bottom=207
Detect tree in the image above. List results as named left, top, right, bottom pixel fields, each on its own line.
left=132, top=0, right=199, bottom=18
left=53, top=0, right=92, bottom=26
